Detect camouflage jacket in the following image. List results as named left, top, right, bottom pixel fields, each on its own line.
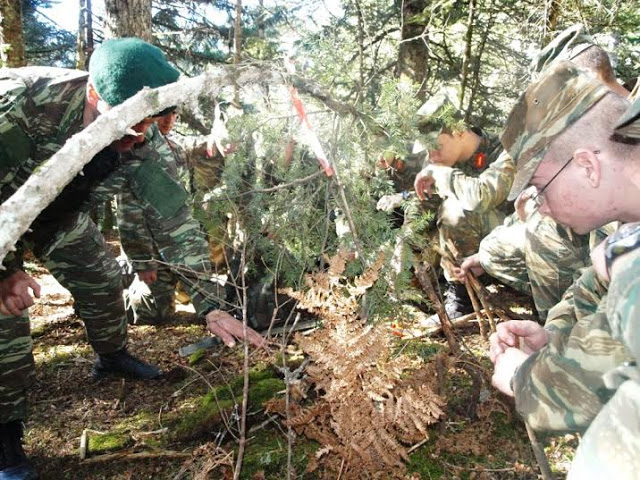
left=512, top=261, right=632, bottom=432
left=0, top=67, right=118, bottom=277
left=568, top=233, right=640, bottom=479
left=112, top=125, right=219, bottom=315
left=430, top=133, right=514, bottom=213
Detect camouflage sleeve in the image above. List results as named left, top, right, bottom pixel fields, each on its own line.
left=435, top=150, right=515, bottom=212
left=477, top=213, right=531, bottom=295
left=512, top=267, right=631, bottom=433
left=0, top=74, right=32, bottom=278
left=116, top=188, right=157, bottom=272
left=607, top=247, right=640, bottom=360
left=525, top=213, right=591, bottom=321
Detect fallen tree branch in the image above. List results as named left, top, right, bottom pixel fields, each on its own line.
left=0, top=64, right=279, bottom=264
left=82, top=450, right=192, bottom=464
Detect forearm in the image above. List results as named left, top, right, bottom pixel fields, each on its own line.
left=446, top=151, right=515, bottom=211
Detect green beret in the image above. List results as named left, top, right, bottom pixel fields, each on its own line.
left=501, top=61, right=609, bottom=201
left=530, top=24, right=595, bottom=77
left=89, top=37, right=180, bottom=107
left=615, top=94, right=640, bottom=139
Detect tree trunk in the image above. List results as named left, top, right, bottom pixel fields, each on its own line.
left=396, top=0, right=429, bottom=100
left=465, top=0, right=494, bottom=122
left=0, top=0, right=26, bottom=67
left=103, top=0, right=152, bottom=41
left=459, top=0, right=476, bottom=110
left=233, top=0, right=242, bottom=105
left=76, top=0, right=94, bottom=69
left=354, top=0, right=365, bottom=108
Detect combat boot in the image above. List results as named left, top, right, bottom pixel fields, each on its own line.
left=91, top=348, right=162, bottom=380
left=0, top=421, right=38, bottom=480
left=443, top=281, right=473, bottom=319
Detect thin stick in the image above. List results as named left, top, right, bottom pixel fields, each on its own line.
left=465, top=278, right=487, bottom=340
left=233, top=244, right=250, bottom=480
left=525, top=421, right=553, bottom=480
left=414, top=262, right=460, bottom=355
left=232, top=170, right=325, bottom=196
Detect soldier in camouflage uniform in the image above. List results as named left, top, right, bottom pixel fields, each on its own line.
left=117, top=110, right=232, bottom=324
left=567, top=97, right=640, bottom=479
left=0, top=39, right=173, bottom=479
left=411, top=89, right=514, bottom=320
left=488, top=61, right=640, bottom=435
left=457, top=24, right=630, bottom=321
left=0, top=39, right=264, bottom=479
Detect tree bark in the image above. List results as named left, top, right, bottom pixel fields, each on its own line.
left=0, top=0, right=26, bottom=67
left=103, top=0, right=152, bottom=41
left=396, top=0, right=430, bottom=100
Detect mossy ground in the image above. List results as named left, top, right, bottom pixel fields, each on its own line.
left=24, top=269, right=573, bottom=479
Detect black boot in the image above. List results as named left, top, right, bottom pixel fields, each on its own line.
left=0, top=421, right=38, bottom=480
left=91, top=348, right=162, bottom=380
left=421, top=281, right=474, bottom=327
left=443, top=281, right=473, bottom=320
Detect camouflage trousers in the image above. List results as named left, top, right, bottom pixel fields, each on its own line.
left=479, top=211, right=590, bottom=320
left=0, top=212, right=127, bottom=423
left=126, top=264, right=176, bottom=324
left=438, top=196, right=505, bottom=281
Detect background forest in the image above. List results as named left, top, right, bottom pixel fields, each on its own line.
left=0, top=0, right=639, bottom=479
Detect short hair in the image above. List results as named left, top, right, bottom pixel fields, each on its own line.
left=546, top=92, right=637, bottom=163
left=572, top=45, right=617, bottom=85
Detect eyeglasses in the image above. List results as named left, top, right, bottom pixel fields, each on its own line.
left=530, top=150, right=600, bottom=208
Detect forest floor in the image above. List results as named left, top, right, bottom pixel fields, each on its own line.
left=22, top=251, right=579, bottom=480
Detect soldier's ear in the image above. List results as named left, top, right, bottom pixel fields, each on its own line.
left=86, top=82, right=100, bottom=107
left=573, top=149, right=601, bottom=188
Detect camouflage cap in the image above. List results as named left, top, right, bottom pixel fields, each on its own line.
left=501, top=61, right=610, bottom=201
left=89, top=37, right=180, bottom=108
left=614, top=95, right=640, bottom=139
left=416, top=87, right=466, bottom=147
left=530, top=24, right=595, bottom=77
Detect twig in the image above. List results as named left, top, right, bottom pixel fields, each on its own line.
left=407, top=436, right=430, bottom=454
left=465, top=278, right=487, bottom=340
left=232, top=170, right=325, bottom=197
left=233, top=244, right=250, bottom=480
left=329, top=114, right=363, bottom=261
left=525, top=422, right=553, bottom=480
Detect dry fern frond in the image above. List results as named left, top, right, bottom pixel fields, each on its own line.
left=280, top=251, right=446, bottom=478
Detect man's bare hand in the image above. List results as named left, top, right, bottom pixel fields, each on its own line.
left=138, top=270, right=158, bottom=285
left=489, top=320, right=549, bottom=363
left=0, top=271, right=41, bottom=316
left=514, top=186, right=537, bottom=221
left=205, top=310, right=266, bottom=348
left=414, top=168, right=436, bottom=201
left=492, top=347, right=529, bottom=396
left=453, top=254, right=485, bottom=282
